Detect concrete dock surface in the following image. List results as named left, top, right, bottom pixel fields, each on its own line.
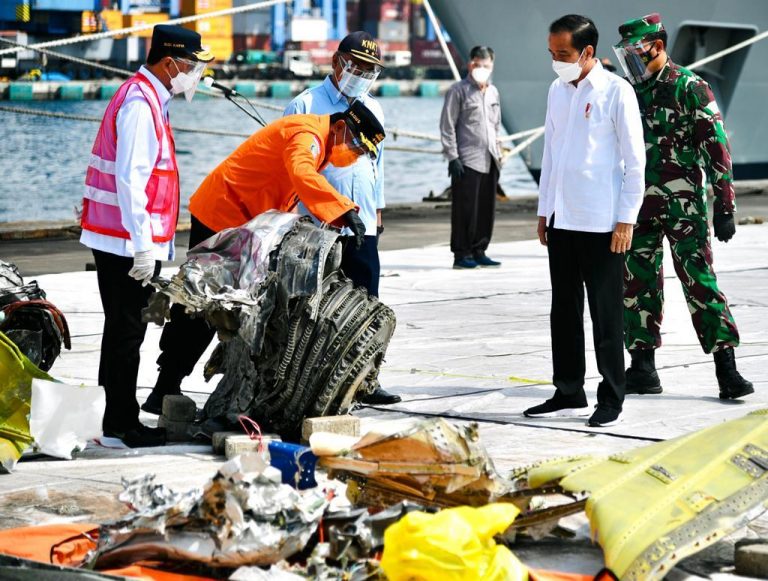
left=1, top=218, right=767, bottom=578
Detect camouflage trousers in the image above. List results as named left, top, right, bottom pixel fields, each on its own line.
left=623, top=187, right=739, bottom=354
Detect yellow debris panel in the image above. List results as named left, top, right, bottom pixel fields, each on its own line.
left=0, top=331, right=52, bottom=473
left=526, top=410, right=768, bottom=580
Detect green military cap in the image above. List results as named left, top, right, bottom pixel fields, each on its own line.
left=618, top=13, right=665, bottom=44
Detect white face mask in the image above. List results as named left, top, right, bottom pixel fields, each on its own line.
left=471, top=66, right=492, bottom=84
left=170, top=59, right=205, bottom=102
left=336, top=56, right=380, bottom=98
left=552, top=49, right=585, bottom=83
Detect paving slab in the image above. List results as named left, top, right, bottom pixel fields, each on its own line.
left=1, top=223, right=767, bottom=577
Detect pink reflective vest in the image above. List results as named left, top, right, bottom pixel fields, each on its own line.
left=81, top=72, right=179, bottom=243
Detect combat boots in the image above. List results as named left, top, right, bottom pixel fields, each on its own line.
left=714, top=348, right=754, bottom=400
left=625, top=349, right=663, bottom=394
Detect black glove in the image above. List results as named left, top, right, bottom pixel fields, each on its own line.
left=343, top=209, right=366, bottom=249
left=713, top=213, right=736, bottom=243
left=448, top=158, right=465, bottom=179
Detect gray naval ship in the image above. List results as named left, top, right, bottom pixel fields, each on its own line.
left=429, top=0, right=768, bottom=181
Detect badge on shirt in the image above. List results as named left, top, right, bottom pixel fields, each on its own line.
left=310, top=138, right=321, bottom=158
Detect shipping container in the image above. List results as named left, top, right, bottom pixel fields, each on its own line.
left=345, top=0, right=360, bottom=34
left=201, top=34, right=233, bottom=62
left=359, top=0, right=410, bottom=24
left=284, top=39, right=340, bottom=66
left=123, top=12, right=169, bottom=37
left=376, top=40, right=409, bottom=53
left=181, top=0, right=231, bottom=14
left=32, top=0, right=98, bottom=11
left=81, top=10, right=98, bottom=32
left=186, top=16, right=232, bottom=36
left=232, top=0, right=270, bottom=35
left=0, top=30, right=34, bottom=60
left=233, top=33, right=271, bottom=52
left=32, top=10, right=85, bottom=35
left=0, top=1, right=29, bottom=23
left=99, top=8, right=123, bottom=32
left=410, top=38, right=463, bottom=68
left=376, top=20, right=408, bottom=42
left=289, top=16, right=328, bottom=42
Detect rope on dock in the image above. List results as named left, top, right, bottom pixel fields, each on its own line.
left=0, top=104, right=443, bottom=153
left=0, top=0, right=291, bottom=57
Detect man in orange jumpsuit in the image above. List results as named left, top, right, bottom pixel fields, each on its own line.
left=142, top=100, right=385, bottom=414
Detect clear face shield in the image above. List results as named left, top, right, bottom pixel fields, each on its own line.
left=336, top=55, right=381, bottom=98
left=612, top=41, right=656, bottom=85
left=170, top=58, right=207, bottom=102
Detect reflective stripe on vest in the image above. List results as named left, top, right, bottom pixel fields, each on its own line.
left=81, top=72, right=179, bottom=243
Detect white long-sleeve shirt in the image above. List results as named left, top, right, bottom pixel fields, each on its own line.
left=80, top=66, right=175, bottom=260
left=537, top=62, right=645, bottom=232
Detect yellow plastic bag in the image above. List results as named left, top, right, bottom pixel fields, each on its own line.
left=380, top=503, right=527, bottom=581
left=0, top=331, right=51, bottom=473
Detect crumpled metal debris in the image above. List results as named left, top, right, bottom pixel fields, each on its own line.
left=147, top=211, right=396, bottom=439
left=93, top=453, right=328, bottom=570
left=0, top=259, right=70, bottom=371
left=322, top=502, right=423, bottom=562
left=321, top=419, right=516, bottom=509
left=509, top=409, right=768, bottom=580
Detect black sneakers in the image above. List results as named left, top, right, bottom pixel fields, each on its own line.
left=625, top=349, right=662, bottom=394
left=103, top=423, right=167, bottom=448
left=453, top=257, right=478, bottom=270
left=140, top=391, right=165, bottom=415
left=359, top=387, right=402, bottom=405
left=587, top=405, right=622, bottom=427
left=714, top=348, right=754, bottom=400
left=523, top=396, right=590, bottom=418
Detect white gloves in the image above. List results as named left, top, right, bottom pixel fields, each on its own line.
left=128, top=249, right=155, bottom=285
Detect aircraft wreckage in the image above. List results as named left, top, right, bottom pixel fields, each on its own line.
left=144, top=211, right=396, bottom=439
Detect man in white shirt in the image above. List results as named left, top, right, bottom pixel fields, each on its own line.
left=524, top=14, right=645, bottom=427
left=79, top=25, right=212, bottom=447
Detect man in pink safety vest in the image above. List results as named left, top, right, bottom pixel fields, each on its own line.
left=80, top=25, right=212, bottom=448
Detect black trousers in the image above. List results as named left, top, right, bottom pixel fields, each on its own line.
left=155, top=215, right=217, bottom=389
left=450, top=164, right=498, bottom=260
left=341, top=235, right=380, bottom=297
left=547, top=224, right=626, bottom=410
left=93, top=249, right=161, bottom=431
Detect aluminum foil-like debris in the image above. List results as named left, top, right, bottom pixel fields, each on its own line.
left=95, top=453, right=328, bottom=570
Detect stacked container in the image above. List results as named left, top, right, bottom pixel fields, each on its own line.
left=361, top=0, right=409, bottom=47
left=182, top=0, right=233, bottom=61
left=232, top=0, right=271, bottom=55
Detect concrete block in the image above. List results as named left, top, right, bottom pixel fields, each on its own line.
left=378, top=83, right=401, bottom=97
left=224, top=433, right=280, bottom=460
left=234, top=81, right=257, bottom=97
left=301, top=414, right=360, bottom=442
left=158, top=416, right=192, bottom=442
left=58, top=84, right=84, bottom=100
left=161, top=395, right=196, bottom=422
left=212, top=431, right=241, bottom=455
left=269, top=81, right=292, bottom=99
left=9, top=83, right=34, bottom=101
left=735, top=540, right=768, bottom=578
left=417, top=81, right=440, bottom=97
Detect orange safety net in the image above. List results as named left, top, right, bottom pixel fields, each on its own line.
left=0, top=523, right=215, bottom=581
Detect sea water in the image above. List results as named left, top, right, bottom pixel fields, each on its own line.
left=0, top=96, right=537, bottom=223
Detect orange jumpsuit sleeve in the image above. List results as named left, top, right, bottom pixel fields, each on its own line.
left=282, top=131, right=356, bottom=225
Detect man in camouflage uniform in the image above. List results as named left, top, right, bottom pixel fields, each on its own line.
left=614, top=13, right=753, bottom=399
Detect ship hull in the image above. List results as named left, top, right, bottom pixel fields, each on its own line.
left=429, top=0, right=768, bottom=180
